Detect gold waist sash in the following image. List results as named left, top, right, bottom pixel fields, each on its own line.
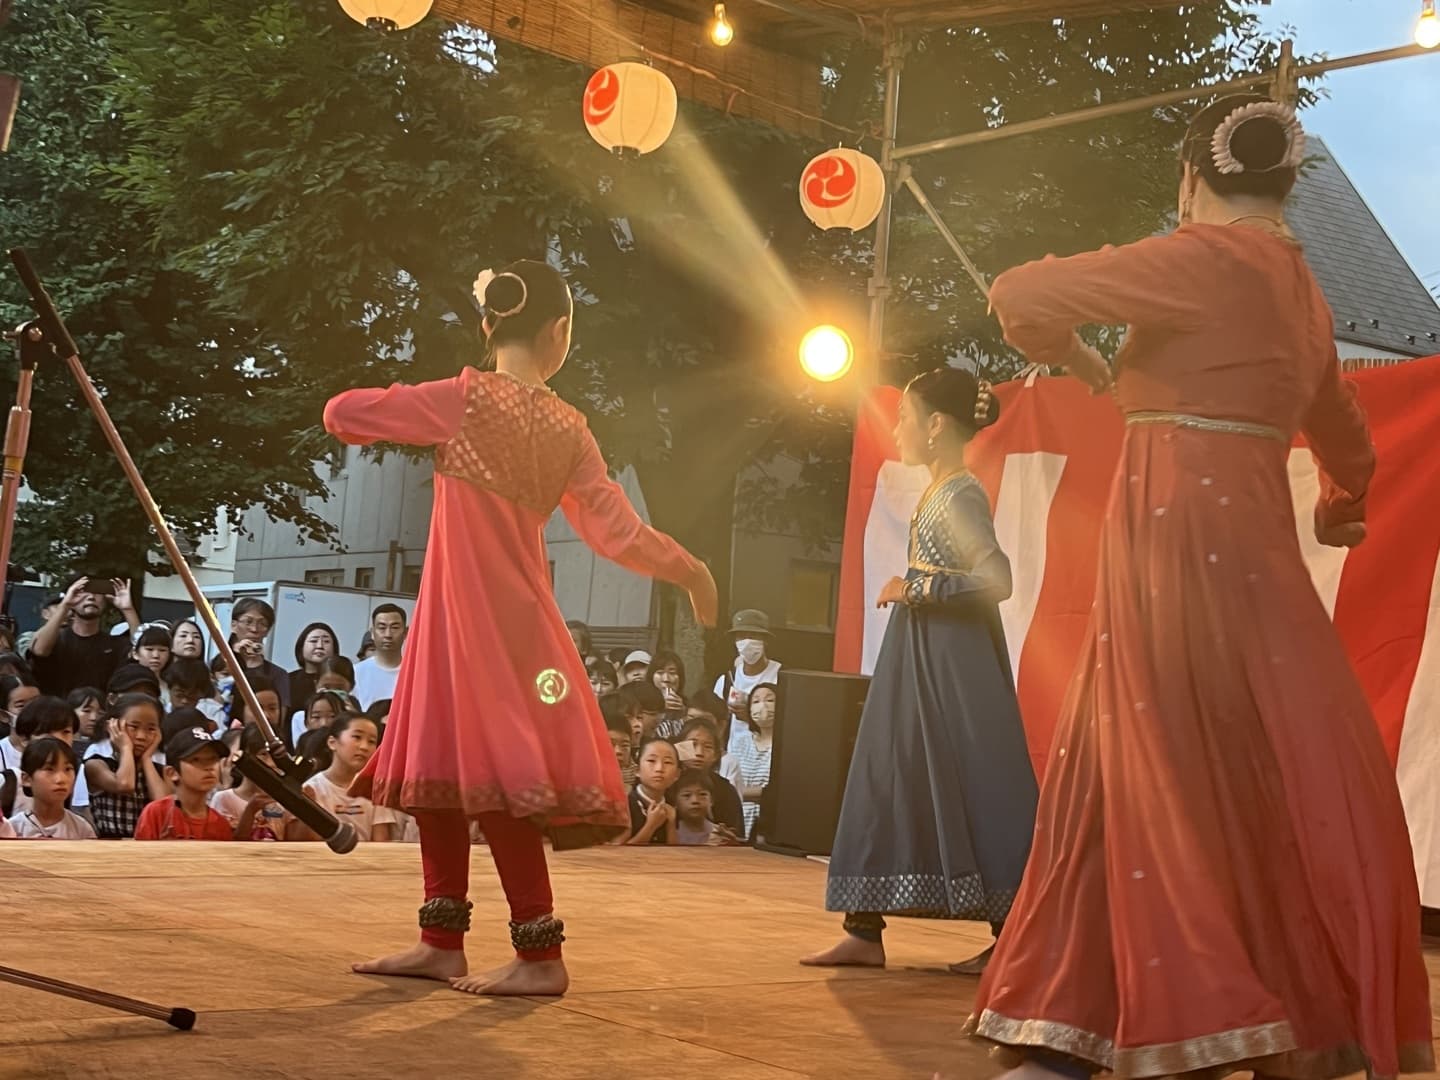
left=1125, top=411, right=1287, bottom=443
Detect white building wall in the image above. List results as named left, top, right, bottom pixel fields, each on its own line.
left=233, top=445, right=655, bottom=627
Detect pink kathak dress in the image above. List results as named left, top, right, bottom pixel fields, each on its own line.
left=324, top=367, right=704, bottom=849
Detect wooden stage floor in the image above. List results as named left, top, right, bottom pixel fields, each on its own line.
left=1, top=843, right=1437, bottom=1080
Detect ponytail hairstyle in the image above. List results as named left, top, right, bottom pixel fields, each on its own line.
left=472, top=259, right=573, bottom=365
left=1180, top=93, right=1304, bottom=201
left=905, top=366, right=1001, bottom=436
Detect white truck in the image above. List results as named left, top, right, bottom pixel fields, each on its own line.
left=196, top=581, right=417, bottom=664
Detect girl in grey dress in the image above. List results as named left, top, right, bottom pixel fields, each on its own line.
left=801, top=367, right=1039, bottom=974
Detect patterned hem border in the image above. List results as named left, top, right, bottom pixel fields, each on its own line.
left=359, top=776, right=629, bottom=849
left=965, top=1009, right=1435, bottom=1079
left=824, top=872, right=1015, bottom=923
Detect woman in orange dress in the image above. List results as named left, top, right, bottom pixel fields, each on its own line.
left=327, top=260, right=717, bottom=997
left=966, top=96, right=1432, bottom=1079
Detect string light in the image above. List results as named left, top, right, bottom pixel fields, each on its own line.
left=711, top=3, right=735, bottom=46
left=1418, top=0, right=1440, bottom=48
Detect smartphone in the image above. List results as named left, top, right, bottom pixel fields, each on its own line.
left=85, top=579, right=116, bottom=596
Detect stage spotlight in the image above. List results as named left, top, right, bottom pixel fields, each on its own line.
left=800, top=325, right=854, bottom=383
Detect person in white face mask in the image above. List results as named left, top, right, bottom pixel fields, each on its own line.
left=711, top=609, right=781, bottom=752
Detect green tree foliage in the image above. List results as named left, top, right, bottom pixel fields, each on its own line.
left=0, top=3, right=339, bottom=587
left=5, top=1, right=1299, bottom=617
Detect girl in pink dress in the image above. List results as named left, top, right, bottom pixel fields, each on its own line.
left=328, top=260, right=717, bottom=997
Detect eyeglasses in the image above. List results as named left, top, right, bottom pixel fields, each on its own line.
left=235, top=617, right=271, bottom=631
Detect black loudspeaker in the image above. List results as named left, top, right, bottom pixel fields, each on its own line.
left=757, top=669, right=870, bottom=858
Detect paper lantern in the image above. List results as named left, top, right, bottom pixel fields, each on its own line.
left=583, top=63, right=678, bottom=156
left=337, top=0, right=433, bottom=31
left=799, top=148, right=886, bottom=232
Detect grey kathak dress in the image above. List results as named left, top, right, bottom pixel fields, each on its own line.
left=825, top=472, right=1038, bottom=926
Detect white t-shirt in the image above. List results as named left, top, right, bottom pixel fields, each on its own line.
left=0, top=737, right=25, bottom=776
left=352, top=656, right=402, bottom=711
left=713, top=658, right=782, bottom=752
left=302, top=771, right=398, bottom=842
left=7, top=809, right=96, bottom=839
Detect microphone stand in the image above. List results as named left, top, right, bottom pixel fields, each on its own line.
left=0, top=320, right=39, bottom=625
left=5, top=248, right=356, bottom=854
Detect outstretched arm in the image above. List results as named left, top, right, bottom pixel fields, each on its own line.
left=1303, top=353, right=1375, bottom=548
left=561, top=432, right=717, bottom=624
left=989, top=231, right=1208, bottom=368
left=323, top=371, right=468, bottom=447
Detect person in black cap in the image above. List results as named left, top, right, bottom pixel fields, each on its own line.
left=133, top=726, right=236, bottom=841
left=711, top=609, right=780, bottom=750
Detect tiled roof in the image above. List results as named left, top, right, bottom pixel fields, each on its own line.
left=1288, top=137, right=1440, bottom=357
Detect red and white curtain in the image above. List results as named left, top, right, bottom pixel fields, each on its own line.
left=835, top=358, right=1440, bottom=905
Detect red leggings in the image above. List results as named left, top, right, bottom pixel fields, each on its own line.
left=416, top=810, right=559, bottom=961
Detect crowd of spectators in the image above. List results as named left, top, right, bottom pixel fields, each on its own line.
left=0, top=577, right=778, bottom=848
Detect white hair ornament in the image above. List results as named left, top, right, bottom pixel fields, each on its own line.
left=472, top=267, right=528, bottom=318
left=1210, top=101, right=1306, bottom=176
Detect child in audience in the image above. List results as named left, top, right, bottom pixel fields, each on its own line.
left=232, top=675, right=284, bottom=738
left=669, top=770, right=738, bottom=847
left=132, top=625, right=172, bottom=700
left=687, top=688, right=733, bottom=750
left=617, top=681, right=666, bottom=748
left=289, top=713, right=395, bottom=842
left=291, top=690, right=350, bottom=748
left=85, top=693, right=170, bottom=839
left=106, top=663, right=161, bottom=704
left=8, top=738, right=96, bottom=839
left=599, top=693, right=636, bottom=786
left=675, top=715, right=745, bottom=838
left=165, top=658, right=226, bottom=731
left=626, top=736, right=680, bottom=846
left=66, top=687, right=104, bottom=754
left=16, top=697, right=91, bottom=820
left=211, top=723, right=287, bottom=841
left=217, top=728, right=243, bottom=792
left=134, top=726, right=234, bottom=840
left=295, top=726, right=332, bottom=772
left=315, top=656, right=356, bottom=695
left=587, top=658, right=618, bottom=697
left=0, top=674, right=39, bottom=775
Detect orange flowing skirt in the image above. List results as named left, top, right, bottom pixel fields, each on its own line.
left=967, top=424, right=1432, bottom=1079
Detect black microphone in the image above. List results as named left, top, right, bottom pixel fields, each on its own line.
left=232, top=750, right=358, bottom=855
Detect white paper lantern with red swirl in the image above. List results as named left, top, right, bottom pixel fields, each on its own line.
left=799, top=148, right=886, bottom=232
left=582, top=62, right=678, bottom=156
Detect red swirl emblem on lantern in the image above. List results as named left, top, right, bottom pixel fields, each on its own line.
left=582, top=62, right=678, bottom=156
left=584, top=68, right=620, bottom=126
left=799, top=148, right=885, bottom=232
left=804, top=154, right=858, bottom=209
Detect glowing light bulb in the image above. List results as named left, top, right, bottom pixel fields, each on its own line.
left=711, top=3, right=735, bottom=46
left=799, top=325, right=854, bottom=383
left=1418, top=0, right=1440, bottom=48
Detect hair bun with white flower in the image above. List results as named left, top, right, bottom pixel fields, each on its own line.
left=1210, top=100, right=1305, bottom=176
left=473, top=267, right=528, bottom=319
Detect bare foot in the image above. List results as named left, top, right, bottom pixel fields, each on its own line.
left=799, top=936, right=886, bottom=968
left=947, top=944, right=994, bottom=976
left=352, top=941, right=468, bottom=982
left=450, top=957, right=569, bottom=997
